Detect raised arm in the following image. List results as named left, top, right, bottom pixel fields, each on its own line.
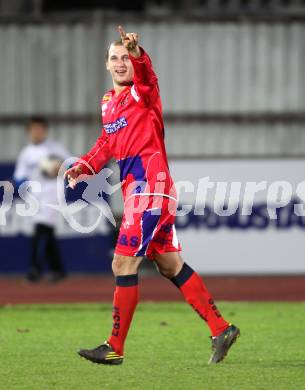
left=118, top=26, right=159, bottom=107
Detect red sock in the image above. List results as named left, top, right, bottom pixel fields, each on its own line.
left=107, top=274, right=139, bottom=356
left=171, top=263, right=229, bottom=337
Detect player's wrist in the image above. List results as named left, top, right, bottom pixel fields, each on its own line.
left=128, top=46, right=141, bottom=58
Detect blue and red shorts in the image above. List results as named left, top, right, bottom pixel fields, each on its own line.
left=114, top=195, right=181, bottom=260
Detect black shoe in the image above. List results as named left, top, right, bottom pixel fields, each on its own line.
left=47, top=271, right=67, bottom=284
left=208, top=324, right=240, bottom=364
left=26, top=270, right=42, bottom=283
left=78, top=342, right=124, bottom=365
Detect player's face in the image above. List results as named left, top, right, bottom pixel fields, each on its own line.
left=28, top=123, right=47, bottom=144
left=106, top=44, right=134, bottom=87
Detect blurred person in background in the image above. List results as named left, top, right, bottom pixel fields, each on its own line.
left=13, top=116, right=69, bottom=283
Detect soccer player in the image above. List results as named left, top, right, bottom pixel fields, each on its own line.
left=65, top=26, right=240, bottom=365
left=14, top=117, right=69, bottom=283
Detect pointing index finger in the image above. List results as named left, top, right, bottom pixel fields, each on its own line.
left=118, top=25, right=126, bottom=40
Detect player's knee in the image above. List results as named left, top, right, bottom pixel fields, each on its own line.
left=112, top=255, right=141, bottom=276
left=112, top=256, right=125, bottom=275
left=156, top=263, right=180, bottom=279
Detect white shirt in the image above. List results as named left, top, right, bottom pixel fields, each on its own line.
left=14, top=138, right=70, bottom=227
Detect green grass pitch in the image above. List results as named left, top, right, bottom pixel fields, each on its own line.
left=1, top=302, right=305, bottom=390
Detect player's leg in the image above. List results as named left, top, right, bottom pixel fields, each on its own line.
left=154, top=251, right=229, bottom=336
left=154, top=251, right=240, bottom=364
left=78, top=255, right=143, bottom=365
left=44, top=225, right=66, bottom=282
left=78, top=196, right=162, bottom=365
left=107, top=254, right=143, bottom=355
left=27, top=223, right=43, bottom=282
left=104, top=198, right=159, bottom=355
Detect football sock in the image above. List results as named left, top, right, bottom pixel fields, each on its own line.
left=170, top=263, right=229, bottom=337
left=107, top=274, right=139, bottom=355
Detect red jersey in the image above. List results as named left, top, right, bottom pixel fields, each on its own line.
left=79, top=48, right=176, bottom=202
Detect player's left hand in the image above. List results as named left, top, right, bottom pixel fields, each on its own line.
left=118, top=25, right=141, bottom=58
left=64, top=164, right=83, bottom=190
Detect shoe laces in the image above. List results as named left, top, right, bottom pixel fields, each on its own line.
left=93, top=342, right=110, bottom=352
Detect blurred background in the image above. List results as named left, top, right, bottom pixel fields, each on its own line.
left=1, top=0, right=305, bottom=302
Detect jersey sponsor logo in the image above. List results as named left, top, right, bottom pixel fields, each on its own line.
left=118, top=234, right=140, bottom=247
left=102, top=93, right=112, bottom=103
left=103, top=116, right=128, bottom=134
